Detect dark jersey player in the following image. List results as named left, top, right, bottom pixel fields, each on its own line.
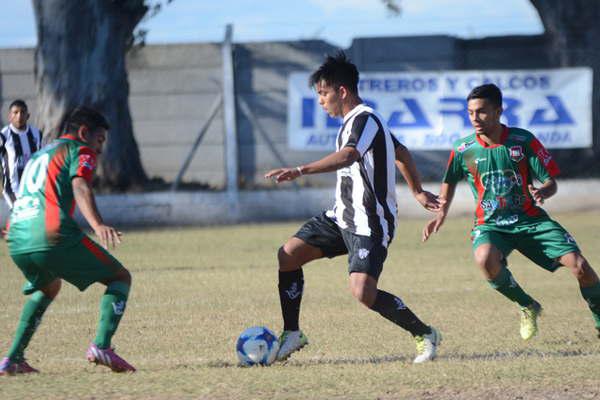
left=265, top=52, right=442, bottom=364
left=423, top=83, right=600, bottom=340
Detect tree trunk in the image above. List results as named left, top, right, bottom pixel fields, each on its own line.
left=32, top=0, right=148, bottom=190
left=529, top=0, right=600, bottom=169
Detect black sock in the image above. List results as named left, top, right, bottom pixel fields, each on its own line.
left=278, top=269, right=304, bottom=331
left=369, top=290, right=431, bottom=336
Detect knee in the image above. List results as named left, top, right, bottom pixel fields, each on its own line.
left=278, top=245, right=300, bottom=272
left=474, top=246, right=502, bottom=269
left=565, top=254, right=596, bottom=283
left=350, top=281, right=377, bottom=307
left=41, top=279, right=62, bottom=300
left=111, top=268, right=132, bottom=286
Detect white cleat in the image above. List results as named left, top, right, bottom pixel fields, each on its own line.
left=276, top=330, right=309, bottom=361
left=413, top=327, right=442, bottom=364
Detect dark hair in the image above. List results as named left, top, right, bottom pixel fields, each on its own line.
left=62, top=106, right=110, bottom=134
left=9, top=99, right=28, bottom=111
left=467, top=84, right=503, bottom=108
left=309, top=51, right=359, bottom=95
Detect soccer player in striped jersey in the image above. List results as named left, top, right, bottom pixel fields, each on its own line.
left=1, top=99, right=43, bottom=209
left=265, top=52, right=442, bottom=364
left=422, top=83, right=600, bottom=340
left=0, top=107, right=135, bottom=375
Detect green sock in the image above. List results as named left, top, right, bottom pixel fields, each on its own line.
left=487, top=267, right=534, bottom=308
left=580, top=282, right=600, bottom=329
left=94, top=282, right=130, bottom=349
left=7, top=291, right=53, bottom=362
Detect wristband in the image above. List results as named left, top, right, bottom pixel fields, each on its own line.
left=296, top=166, right=303, bottom=176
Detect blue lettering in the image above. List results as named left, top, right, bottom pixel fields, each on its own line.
left=439, top=97, right=469, bottom=127
left=388, top=98, right=431, bottom=128
left=502, top=97, right=521, bottom=126
left=302, top=98, right=315, bottom=128
left=530, top=96, right=575, bottom=126
left=307, top=133, right=337, bottom=147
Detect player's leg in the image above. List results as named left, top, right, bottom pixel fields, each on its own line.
left=473, top=230, right=541, bottom=340
left=1, top=253, right=61, bottom=376
left=558, top=252, right=600, bottom=337
left=276, top=213, right=346, bottom=360
left=57, top=236, right=135, bottom=372
left=345, top=232, right=440, bottom=363
left=517, top=219, right=599, bottom=337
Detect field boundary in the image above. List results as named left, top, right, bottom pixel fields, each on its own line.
left=1, top=179, right=598, bottom=227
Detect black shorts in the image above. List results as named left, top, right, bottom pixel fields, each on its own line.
left=294, top=212, right=388, bottom=280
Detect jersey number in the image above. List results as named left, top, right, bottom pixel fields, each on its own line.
left=20, top=153, right=50, bottom=195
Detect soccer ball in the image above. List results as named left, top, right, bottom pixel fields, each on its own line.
left=236, top=326, right=279, bottom=366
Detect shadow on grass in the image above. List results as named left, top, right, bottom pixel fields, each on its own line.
left=201, top=348, right=600, bottom=369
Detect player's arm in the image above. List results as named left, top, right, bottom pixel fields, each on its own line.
left=528, top=177, right=557, bottom=205
left=265, top=147, right=360, bottom=183
left=394, top=141, right=442, bottom=212
left=422, top=182, right=456, bottom=242
left=72, top=177, right=121, bottom=249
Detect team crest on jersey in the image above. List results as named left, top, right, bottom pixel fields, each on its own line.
left=457, top=140, right=475, bottom=153
left=536, top=147, right=553, bottom=166
left=509, top=146, right=524, bottom=162
left=79, top=154, right=96, bottom=172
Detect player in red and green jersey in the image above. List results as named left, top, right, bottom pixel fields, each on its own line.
left=0, top=107, right=135, bottom=375
left=422, top=84, right=600, bottom=340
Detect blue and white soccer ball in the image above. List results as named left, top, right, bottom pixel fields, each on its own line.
left=236, top=326, right=279, bottom=366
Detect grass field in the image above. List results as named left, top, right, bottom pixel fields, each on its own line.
left=1, top=212, right=600, bottom=399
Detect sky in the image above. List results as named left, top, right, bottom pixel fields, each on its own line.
left=0, top=0, right=543, bottom=49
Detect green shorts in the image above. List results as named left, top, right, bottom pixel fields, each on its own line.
left=11, top=236, right=124, bottom=295
left=471, top=218, right=580, bottom=272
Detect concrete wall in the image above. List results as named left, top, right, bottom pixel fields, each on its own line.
left=1, top=34, right=598, bottom=191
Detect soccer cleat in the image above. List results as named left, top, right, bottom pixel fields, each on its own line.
left=276, top=330, right=308, bottom=361
left=0, top=357, right=39, bottom=376
left=413, top=326, right=442, bottom=364
left=86, top=343, right=136, bottom=373
left=520, top=301, right=542, bottom=340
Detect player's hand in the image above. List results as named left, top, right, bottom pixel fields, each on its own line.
left=415, top=191, right=445, bottom=212
left=264, top=167, right=302, bottom=183
left=93, top=224, right=122, bottom=249
left=0, top=227, right=7, bottom=240
left=422, top=214, right=445, bottom=242
left=528, top=184, right=544, bottom=205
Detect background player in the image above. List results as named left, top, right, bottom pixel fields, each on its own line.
left=265, top=52, right=442, bottom=364
left=0, top=106, right=135, bottom=375
left=422, top=83, right=600, bottom=340
left=1, top=100, right=43, bottom=237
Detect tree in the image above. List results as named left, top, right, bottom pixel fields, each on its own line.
left=32, top=0, right=149, bottom=190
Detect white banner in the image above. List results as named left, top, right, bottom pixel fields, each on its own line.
left=287, top=68, right=593, bottom=150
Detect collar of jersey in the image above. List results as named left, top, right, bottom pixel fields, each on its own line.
left=475, top=125, right=509, bottom=148
left=60, top=134, right=84, bottom=143
left=343, top=103, right=368, bottom=123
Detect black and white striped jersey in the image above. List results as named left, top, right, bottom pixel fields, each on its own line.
left=0, top=124, right=43, bottom=208
left=326, top=103, right=397, bottom=246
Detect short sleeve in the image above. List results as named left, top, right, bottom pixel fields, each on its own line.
left=70, top=146, right=97, bottom=183
left=442, top=150, right=464, bottom=184
left=344, top=113, right=378, bottom=156
left=391, top=134, right=401, bottom=149
left=526, top=136, right=560, bottom=183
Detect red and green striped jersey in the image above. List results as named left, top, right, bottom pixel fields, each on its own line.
left=443, top=126, right=560, bottom=227
left=7, top=135, right=97, bottom=254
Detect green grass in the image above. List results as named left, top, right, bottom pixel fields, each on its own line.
left=1, top=212, right=600, bottom=399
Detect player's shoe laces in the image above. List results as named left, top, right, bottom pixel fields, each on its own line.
left=413, top=326, right=442, bottom=364
left=86, top=343, right=136, bottom=373
left=520, top=301, right=542, bottom=340
left=0, top=357, right=39, bottom=376
left=276, top=330, right=308, bottom=361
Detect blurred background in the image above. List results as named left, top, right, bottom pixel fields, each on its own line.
left=0, top=0, right=598, bottom=225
